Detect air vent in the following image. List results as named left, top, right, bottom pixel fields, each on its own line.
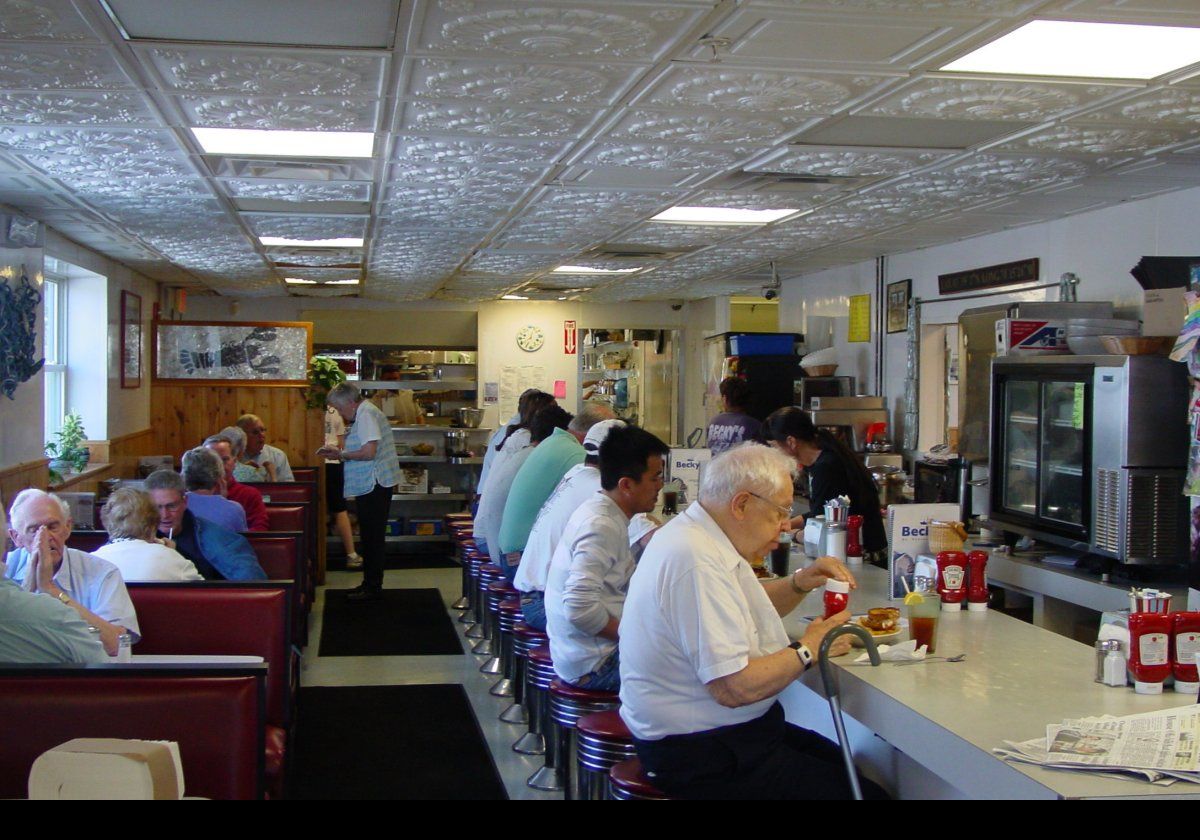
left=583, top=244, right=693, bottom=261
left=703, top=170, right=865, bottom=195
left=1094, top=468, right=1120, bottom=553
left=209, top=157, right=373, bottom=181
left=287, top=286, right=359, bottom=298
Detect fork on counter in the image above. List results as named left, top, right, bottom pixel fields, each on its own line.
left=894, top=654, right=967, bottom=666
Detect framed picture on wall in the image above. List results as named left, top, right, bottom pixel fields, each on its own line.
left=120, top=290, right=142, bottom=389
left=886, top=279, right=912, bottom=334
left=152, top=320, right=312, bottom=386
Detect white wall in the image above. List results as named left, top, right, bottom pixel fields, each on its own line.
left=782, top=184, right=1200, bottom=443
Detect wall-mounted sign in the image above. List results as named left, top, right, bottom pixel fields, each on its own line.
left=938, top=258, right=1039, bottom=295
left=886, top=279, right=911, bottom=334
left=153, top=320, right=311, bottom=386
left=848, top=294, right=871, bottom=343
left=564, top=320, right=577, bottom=355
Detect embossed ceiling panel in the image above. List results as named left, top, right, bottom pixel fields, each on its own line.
left=607, top=110, right=801, bottom=146
left=750, top=0, right=1039, bottom=12
left=246, top=214, right=367, bottom=240
left=387, top=161, right=544, bottom=190
left=752, top=145, right=954, bottom=177
left=415, top=2, right=708, bottom=62
left=993, top=123, right=1187, bottom=158
left=407, top=58, right=640, bottom=106
left=1073, top=87, right=1200, bottom=129
left=0, top=44, right=132, bottom=90
left=637, top=67, right=891, bottom=116
left=0, top=91, right=157, bottom=126
left=391, top=136, right=567, bottom=167
left=401, top=101, right=599, bottom=140
left=865, top=78, right=1133, bottom=122
left=576, top=142, right=750, bottom=174
left=617, top=222, right=740, bottom=249
left=141, top=48, right=386, bottom=96
left=176, top=95, right=379, bottom=131
left=0, top=0, right=102, bottom=41
left=223, top=180, right=371, bottom=202
left=463, top=252, right=561, bottom=273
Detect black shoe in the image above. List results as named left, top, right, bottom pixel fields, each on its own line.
left=346, top=586, right=382, bottom=602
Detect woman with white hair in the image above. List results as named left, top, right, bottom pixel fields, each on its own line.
left=92, top=488, right=203, bottom=582
left=618, top=443, right=885, bottom=800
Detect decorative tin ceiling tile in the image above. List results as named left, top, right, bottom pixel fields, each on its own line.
left=580, top=143, right=748, bottom=172
left=641, top=68, right=887, bottom=115
left=247, top=214, right=367, bottom=240
left=0, top=45, right=132, bottom=90
left=866, top=79, right=1126, bottom=122
left=421, top=3, right=693, bottom=61
left=387, top=161, right=542, bottom=190
left=404, top=102, right=597, bottom=140
left=525, top=188, right=679, bottom=220
left=268, top=247, right=363, bottom=266
left=935, top=153, right=1095, bottom=190
left=994, top=124, right=1184, bottom=157
left=223, top=180, right=370, bottom=202
left=24, top=149, right=192, bottom=182
left=69, top=177, right=211, bottom=199
left=1076, top=87, right=1200, bottom=129
left=755, top=146, right=951, bottom=177
left=610, top=110, right=795, bottom=145
left=0, top=92, right=156, bottom=126
left=464, top=252, right=560, bottom=273
left=373, top=224, right=481, bottom=249
left=618, top=222, right=738, bottom=248
left=494, top=219, right=609, bottom=248
left=685, top=190, right=815, bottom=210
left=0, top=0, right=99, bottom=41
left=761, top=0, right=1037, bottom=10
left=410, top=59, right=631, bottom=105
left=177, top=95, right=379, bottom=131
left=146, top=48, right=385, bottom=96
left=392, top=136, right=566, bottom=167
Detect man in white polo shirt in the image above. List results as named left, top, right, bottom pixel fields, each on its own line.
left=618, top=443, right=886, bottom=799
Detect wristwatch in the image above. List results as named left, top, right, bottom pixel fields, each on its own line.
left=789, top=641, right=813, bottom=670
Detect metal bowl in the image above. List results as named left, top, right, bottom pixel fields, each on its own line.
left=454, top=407, right=485, bottom=428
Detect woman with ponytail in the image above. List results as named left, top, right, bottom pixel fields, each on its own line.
left=761, top=407, right=887, bottom=557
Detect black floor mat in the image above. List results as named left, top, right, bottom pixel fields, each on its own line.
left=290, top=684, right=508, bottom=800
left=318, top=588, right=464, bottom=656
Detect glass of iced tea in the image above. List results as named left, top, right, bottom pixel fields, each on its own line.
left=906, top=590, right=940, bottom=654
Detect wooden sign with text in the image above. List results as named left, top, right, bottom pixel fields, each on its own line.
left=938, top=258, right=1039, bottom=295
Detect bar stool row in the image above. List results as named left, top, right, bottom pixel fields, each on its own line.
left=444, top=513, right=668, bottom=800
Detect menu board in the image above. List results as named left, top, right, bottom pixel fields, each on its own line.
left=848, top=294, right=871, bottom=343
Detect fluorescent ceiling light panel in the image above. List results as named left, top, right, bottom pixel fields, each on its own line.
left=501, top=294, right=529, bottom=300
left=260, top=237, right=364, bottom=248
left=552, top=265, right=640, bottom=275
left=650, top=206, right=799, bottom=226
left=284, top=277, right=317, bottom=284
left=326, top=279, right=360, bottom=285
left=940, top=20, right=1200, bottom=79
left=192, top=127, right=374, bottom=158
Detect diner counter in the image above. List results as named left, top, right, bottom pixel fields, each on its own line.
left=777, top=561, right=1200, bottom=799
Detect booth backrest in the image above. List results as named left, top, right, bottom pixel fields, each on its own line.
left=256, top=481, right=316, bottom=506
left=0, top=664, right=265, bottom=800
left=291, top=467, right=319, bottom=483
left=263, top=504, right=305, bottom=535
left=67, top=530, right=107, bottom=554
left=127, top=583, right=294, bottom=727
left=242, top=532, right=303, bottom=582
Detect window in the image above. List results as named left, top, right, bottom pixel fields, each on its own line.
left=42, top=259, right=67, bottom=442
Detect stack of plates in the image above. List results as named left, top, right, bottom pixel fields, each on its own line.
left=1066, top=318, right=1140, bottom=355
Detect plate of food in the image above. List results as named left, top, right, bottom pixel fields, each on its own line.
left=850, top=608, right=906, bottom=645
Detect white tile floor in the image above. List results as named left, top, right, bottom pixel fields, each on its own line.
left=301, top=568, right=559, bottom=800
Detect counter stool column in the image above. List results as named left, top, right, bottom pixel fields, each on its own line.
left=450, top=531, right=475, bottom=611
left=481, top=581, right=515, bottom=674
left=608, top=757, right=671, bottom=801
left=548, top=679, right=621, bottom=800
left=576, top=711, right=637, bottom=800
left=491, top=597, right=522, bottom=696
left=505, top=624, right=547, bottom=729
left=522, top=646, right=558, bottom=783
left=460, top=553, right=484, bottom=630
left=471, top=564, right=504, bottom=651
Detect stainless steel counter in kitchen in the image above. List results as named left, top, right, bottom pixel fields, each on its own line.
left=776, top=560, right=1199, bottom=799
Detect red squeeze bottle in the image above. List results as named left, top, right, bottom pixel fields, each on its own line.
left=966, top=550, right=989, bottom=613
left=936, top=551, right=967, bottom=612
left=823, top=579, right=850, bottom=620
left=1171, top=612, right=1200, bottom=695
left=1128, top=612, right=1172, bottom=695
left=846, top=515, right=863, bottom=563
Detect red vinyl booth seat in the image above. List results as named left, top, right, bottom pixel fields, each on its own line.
left=255, top=481, right=316, bottom=506
left=0, top=664, right=266, bottom=800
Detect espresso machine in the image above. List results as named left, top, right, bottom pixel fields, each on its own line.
left=806, top=396, right=889, bottom=454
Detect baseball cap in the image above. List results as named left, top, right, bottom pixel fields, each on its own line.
left=583, top=418, right=626, bottom=454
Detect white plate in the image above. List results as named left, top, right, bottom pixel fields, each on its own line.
left=849, top=615, right=908, bottom=646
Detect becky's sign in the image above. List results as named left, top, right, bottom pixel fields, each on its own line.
left=938, top=258, right=1039, bottom=295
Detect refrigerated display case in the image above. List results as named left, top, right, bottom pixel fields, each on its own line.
left=989, top=355, right=1189, bottom=567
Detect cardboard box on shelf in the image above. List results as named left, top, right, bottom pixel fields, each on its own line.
left=1143, top=287, right=1186, bottom=337
left=995, top=319, right=1068, bottom=355
left=396, top=466, right=428, bottom=495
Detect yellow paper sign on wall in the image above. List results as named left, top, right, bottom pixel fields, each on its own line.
left=848, top=294, right=871, bottom=343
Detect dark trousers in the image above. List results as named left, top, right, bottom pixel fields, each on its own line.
left=634, top=702, right=888, bottom=800
left=355, top=482, right=392, bottom=591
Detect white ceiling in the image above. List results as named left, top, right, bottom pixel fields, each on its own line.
left=1, top=0, right=1200, bottom=303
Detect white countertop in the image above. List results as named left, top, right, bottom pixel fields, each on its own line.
left=780, top=561, right=1200, bottom=799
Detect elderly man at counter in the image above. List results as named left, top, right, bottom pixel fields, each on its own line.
left=5, top=489, right=139, bottom=657
left=619, top=444, right=886, bottom=800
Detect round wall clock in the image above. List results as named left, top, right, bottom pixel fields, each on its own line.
left=516, top=325, right=545, bottom=352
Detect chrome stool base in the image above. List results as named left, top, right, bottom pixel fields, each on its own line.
left=527, top=764, right=565, bottom=792
left=479, top=654, right=502, bottom=674
left=489, top=676, right=514, bottom=697
left=513, top=730, right=544, bottom=755
left=500, top=701, right=527, bottom=724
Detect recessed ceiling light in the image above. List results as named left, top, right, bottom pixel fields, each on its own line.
left=284, top=278, right=318, bottom=285
left=260, top=237, right=365, bottom=248
left=326, top=279, right=360, bottom=285
left=552, top=265, right=641, bottom=275
left=501, top=294, right=529, bottom=300
left=940, top=20, right=1200, bottom=79
left=650, top=206, right=800, bottom=226
left=192, top=128, right=375, bottom=158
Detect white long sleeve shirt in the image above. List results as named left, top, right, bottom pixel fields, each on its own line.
left=513, top=463, right=601, bottom=594
left=544, top=492, right=632, bottom=683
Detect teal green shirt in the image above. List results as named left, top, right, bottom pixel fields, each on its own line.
left=498, top=428, right=585, bottom=554
left=0, top=576, right=108, bottom=664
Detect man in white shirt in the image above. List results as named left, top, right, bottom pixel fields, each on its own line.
left=544, top=425, right=669, bottom=692
left=513, top=419, right=625, bottom=631
left=236, top=413, right=294, bottom=482
left=618, top=443, right=885, bottom=800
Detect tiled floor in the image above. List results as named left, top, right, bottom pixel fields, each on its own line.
left=301, top=567, right=559, bottom=800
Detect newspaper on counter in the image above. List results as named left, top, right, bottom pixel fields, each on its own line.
left=994, top=704, right=1200, bottom=786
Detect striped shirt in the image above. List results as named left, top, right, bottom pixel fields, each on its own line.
left=342, top=400, right=401, bottom=497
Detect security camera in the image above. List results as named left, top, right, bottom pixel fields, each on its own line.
left=670, top=303, right=683, bottom=311
left=762, top=287, right=778, bottom=301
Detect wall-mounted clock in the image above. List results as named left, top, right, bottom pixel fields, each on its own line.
left=516, top=325, right=545, bottom=352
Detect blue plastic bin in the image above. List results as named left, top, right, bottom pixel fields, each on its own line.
left=728, top=333, right=795, bottom=356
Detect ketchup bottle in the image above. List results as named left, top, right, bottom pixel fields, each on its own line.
left=1128, top=612, right=1172, bottom=694
left=966, top=550, right=989, bottom=613
left=824, top=579, right=850, bottom=620
left=1171, top=612, right=1200, bottom=695
left=846, top=515, right=863, bottom=565
left=936, top=551, right=967, bottom=612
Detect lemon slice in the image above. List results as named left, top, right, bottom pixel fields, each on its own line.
left=903, top=591, right=925, bottom=606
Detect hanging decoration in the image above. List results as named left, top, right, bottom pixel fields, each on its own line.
left=903, top=297, right=920, bottom=452
left=0, top=266, right=44, bottom=399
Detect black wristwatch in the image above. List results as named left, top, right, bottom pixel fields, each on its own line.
left=789, top=641, right=814, bottom=670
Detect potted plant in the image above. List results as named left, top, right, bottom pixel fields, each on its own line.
left=303, top=355, right=347, bottom=409
left=46, top=410, right=90, bottom=482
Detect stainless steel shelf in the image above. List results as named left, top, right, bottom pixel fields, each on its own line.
left=358, top=379, right=477, bottom=390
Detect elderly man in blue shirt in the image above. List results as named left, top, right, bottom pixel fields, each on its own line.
left=5, top=489, right=139, bottom=657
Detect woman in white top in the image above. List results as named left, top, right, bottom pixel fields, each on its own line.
left=93, top=488, right=203, bottom=582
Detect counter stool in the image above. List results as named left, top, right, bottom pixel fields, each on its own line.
left=472, top=564, right=504, bottom=654
left=608, top=758, right=671, bottom=800
left=491, top=597, right=523, bottom=696
left=481, top=582, right=516, bottom=675
left=505, top=623, right=547, bottom=729
left=459, top=552, right=485, bottom=629
left=451, top=540, right=476, bottom=612
left=522, top=646, right=557, bottom=780
left=576, top=711, right=637, bottom=800
left=548, top=679, right=621, bottom=800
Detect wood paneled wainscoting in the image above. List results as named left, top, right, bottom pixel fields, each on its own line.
left=85, top=428, right=158, bottom=480
left=0, top=459, right=49, bottom=519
